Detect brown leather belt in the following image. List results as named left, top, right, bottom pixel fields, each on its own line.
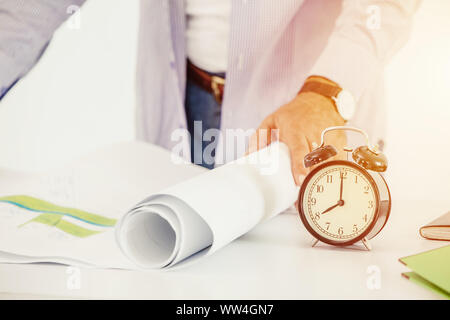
left=187, top=60, right=225, bottom=104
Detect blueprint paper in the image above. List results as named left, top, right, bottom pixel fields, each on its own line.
left=0, top=142, right=297, bottom=269
left=116, top=142, right=298, bottom=268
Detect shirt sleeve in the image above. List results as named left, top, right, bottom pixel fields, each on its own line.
left=0, top=0, right=86, bottom=99
left=309, top=0, right=421, bottom=102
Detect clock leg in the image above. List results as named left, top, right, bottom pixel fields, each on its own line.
left=361, top=237, right=372, bottom=251
left=311, top=238, right=319, bottom=247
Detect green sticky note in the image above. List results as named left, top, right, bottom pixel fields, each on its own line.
left=402, top=272, right=450, bottom=299
left=400, top=245, right=450, bottom=297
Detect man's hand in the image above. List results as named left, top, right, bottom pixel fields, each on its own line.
left=248, top=91, right=346, bottom=185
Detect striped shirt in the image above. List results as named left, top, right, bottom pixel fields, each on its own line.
left=0, top=0, right=419, bottom=162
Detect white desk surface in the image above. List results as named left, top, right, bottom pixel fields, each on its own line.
left=0, top=198, right=447, bottom=300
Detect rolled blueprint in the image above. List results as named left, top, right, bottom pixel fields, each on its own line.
left=116, top=142, right=298, bottom=269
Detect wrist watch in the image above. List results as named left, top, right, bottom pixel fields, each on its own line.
left=299, top=76, right=356, bottom=122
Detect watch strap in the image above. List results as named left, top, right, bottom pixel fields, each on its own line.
left=299, top=76, right=350, bottom=122
left=299, top=80, right=342, bottom=99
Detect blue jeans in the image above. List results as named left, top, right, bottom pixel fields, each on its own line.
left=184, top=75, right=224, bottom=170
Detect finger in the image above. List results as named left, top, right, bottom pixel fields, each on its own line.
left=246, top=117, right=275, bottom=155
left=257, top=116, right=275, bottom=150
left=247, top=132, right=258, bottom=155
left=283, top=134, right=310, bottom=186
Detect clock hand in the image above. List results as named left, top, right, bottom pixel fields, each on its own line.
left=339, top=171, right=344, bottom=203
left=320, top=172, right=346, bottom=215
left=321, top=203, right=340, bottom=215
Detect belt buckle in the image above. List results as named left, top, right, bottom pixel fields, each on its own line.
left=211, top=76, right=225, bottom=104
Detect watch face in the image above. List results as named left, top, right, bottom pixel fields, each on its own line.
left=336, top=90, right=356, bottom=120
left=299, top=161, right=379, bottom=245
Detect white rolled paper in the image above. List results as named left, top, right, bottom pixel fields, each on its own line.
left=116, top=142, right=299, bottom=269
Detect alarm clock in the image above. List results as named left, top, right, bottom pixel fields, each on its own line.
left=298, top=126, right=391, bottom=250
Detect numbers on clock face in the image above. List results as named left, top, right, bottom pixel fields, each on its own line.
left=302, top=164, right=377, bottom=242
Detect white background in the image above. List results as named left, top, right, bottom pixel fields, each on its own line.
left=0, top=0, right=449, bottom=210
left=0, top=0, right=139, bottom=170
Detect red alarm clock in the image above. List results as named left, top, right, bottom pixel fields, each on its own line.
left=298, top=126, right=391, bottom=250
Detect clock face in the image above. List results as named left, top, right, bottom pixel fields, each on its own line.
left=300, top=161, right=379, bottom=244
